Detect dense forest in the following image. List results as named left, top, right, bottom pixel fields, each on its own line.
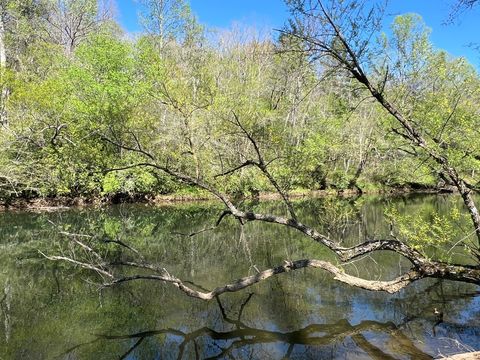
left=0, top=0, right=478, bottom=204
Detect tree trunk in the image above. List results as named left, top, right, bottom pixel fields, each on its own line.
left=0, top=7, right=8, bottom=126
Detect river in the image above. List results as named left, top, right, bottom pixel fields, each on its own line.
left=0, top=194, right=479, bottom=359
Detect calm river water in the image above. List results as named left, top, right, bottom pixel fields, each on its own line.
left=0, top=194, right=479, bottom=359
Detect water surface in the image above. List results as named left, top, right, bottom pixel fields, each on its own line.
left=0, top=194, right=479, bottom=359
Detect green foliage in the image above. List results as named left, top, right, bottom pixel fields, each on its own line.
left=385, top=203, right=473, bottom=260
left=0, top=8, right=479, bottom=203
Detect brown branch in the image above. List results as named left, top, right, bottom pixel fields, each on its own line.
left=102, top=238, right=142, bottom=257
left=214, top=160, right=255, bottom=178
left=435, top=95, right=461, bottom=143
left=52, top=225, right=103, bottom=262
left=103, top=259, right=422, bottom=300
left=231, top=112, right=297, bottom=220
left=108, top=260, right=166, bottom=274
left=102, top=162, right=237, bottom=210
left=290, top=0, right=480, bottom=246
left=172, top=210, right=232, bottom=237
left=100, top=135, right=156, bottom=161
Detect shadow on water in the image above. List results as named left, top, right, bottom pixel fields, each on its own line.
left=62, top=293, right=434, bottom=360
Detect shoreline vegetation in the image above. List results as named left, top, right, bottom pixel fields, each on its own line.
left=1, top=3, right=478, bottom=216
left=0, top=184, right=454, bottom=211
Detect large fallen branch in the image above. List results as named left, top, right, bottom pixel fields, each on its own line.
left=103, top=156, right=479, bottom=277
left=94, top=138, right=480, bottom=295
left=42, top=228, right=480, bottom=303
left=58, top=17, right=480, bottom=296
left=102, top=259, right=422, bottom=299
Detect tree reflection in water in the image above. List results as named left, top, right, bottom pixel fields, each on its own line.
left=62, top=293, right=434, bottom=360
left=2, top=197, right=479, bottom=359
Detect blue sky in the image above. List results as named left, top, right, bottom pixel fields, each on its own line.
left=115, top=0, right=480, bottom=67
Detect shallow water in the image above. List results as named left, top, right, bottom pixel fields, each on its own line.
left=0, top=194, right=479, bottom=359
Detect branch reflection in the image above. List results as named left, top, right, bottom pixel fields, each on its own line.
left=63, top=293, right=434, bottom=360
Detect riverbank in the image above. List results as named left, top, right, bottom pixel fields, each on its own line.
left=0, top=185, right=448, bottom=211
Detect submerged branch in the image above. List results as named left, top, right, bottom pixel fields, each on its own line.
left=39, top=251, right=113, bottom=279
left=172, top=210, right=232, bottom=237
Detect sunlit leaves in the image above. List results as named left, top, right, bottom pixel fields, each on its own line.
left=385, top=202, right=474, bottom=261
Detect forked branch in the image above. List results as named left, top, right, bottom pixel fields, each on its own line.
left=215, top=112, right=298, bottom=219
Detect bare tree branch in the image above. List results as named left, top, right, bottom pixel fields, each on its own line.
left=39, top=251, right=113, bottom=279
left=98, top=158, right=480, bottom=289
left=226, top=112, right=298, bottom=220
left=103, top=259, right=422, bottom=300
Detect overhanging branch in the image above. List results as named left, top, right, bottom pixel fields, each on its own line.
left=103, top=259, right=423, bottom=300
